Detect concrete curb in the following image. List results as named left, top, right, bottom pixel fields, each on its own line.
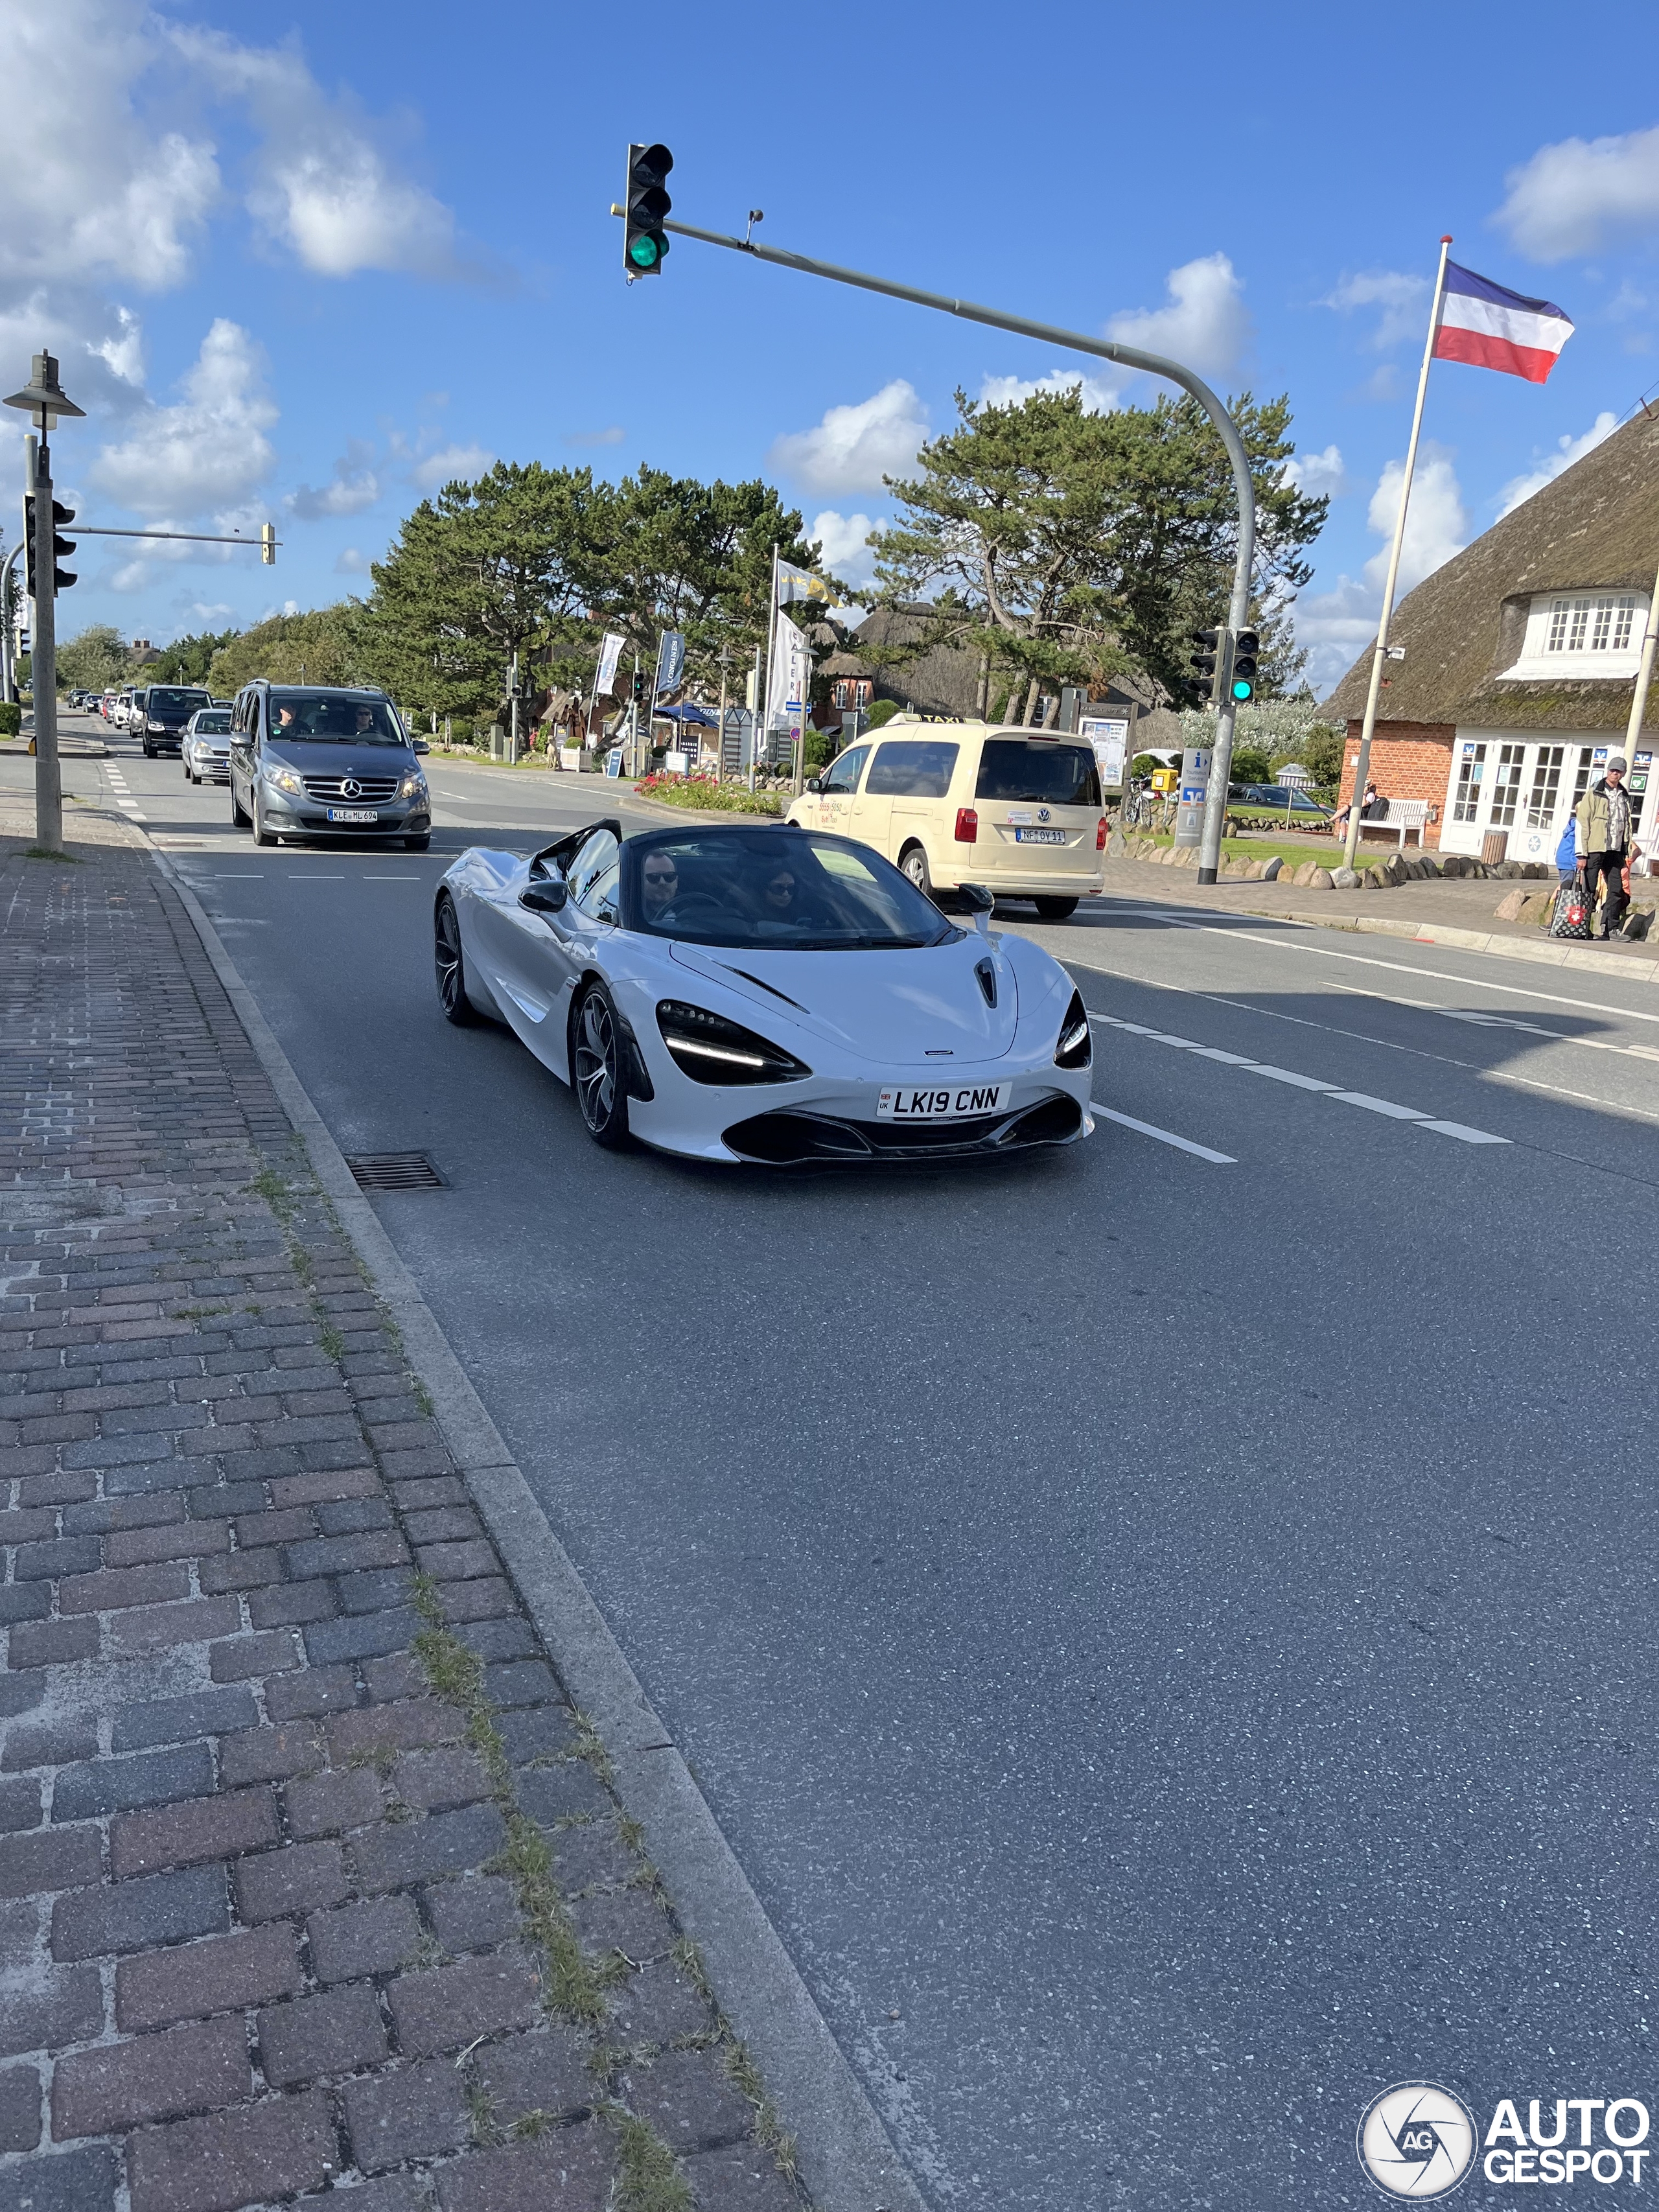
left=147, top=847, right=928, bottom=2212
left=1224, top=902, right=1659, bottom=982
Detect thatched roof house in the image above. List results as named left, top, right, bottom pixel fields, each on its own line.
left=1323, top=410, right=1659, bottom=857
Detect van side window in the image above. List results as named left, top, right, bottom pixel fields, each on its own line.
left=821, top=745, right=869, bottom=797
left=865, top=740, right=960, bottom=798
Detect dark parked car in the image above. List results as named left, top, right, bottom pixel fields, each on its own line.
left=137, top=684, right=213, bottom=757
left=1228, top=782, right=1334, bottom=819
left=227, top=682, right=431, bottom=850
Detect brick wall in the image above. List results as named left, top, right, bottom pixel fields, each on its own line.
left=1340, top=721, right=1456, bottom=848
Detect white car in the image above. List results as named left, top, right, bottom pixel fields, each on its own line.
left=181, top=704, right=235, bottom=783
left=434, top=821, right=1095, bottom=1163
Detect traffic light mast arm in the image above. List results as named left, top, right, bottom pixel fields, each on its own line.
left=65, top=526, right=278, bottom=548
left=613, top=205, right=1255, bottom=879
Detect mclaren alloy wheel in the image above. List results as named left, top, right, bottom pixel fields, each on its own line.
left=434, top=893, right=480, bottom=1026
left=571, top=981, right=631, bottom=1148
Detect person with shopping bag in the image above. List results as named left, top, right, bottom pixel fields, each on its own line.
left=1575, top=756, right=1641, bottom=939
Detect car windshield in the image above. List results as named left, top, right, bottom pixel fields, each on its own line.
left=194, top=711, right=232, bottom=733
left=267, top=692, right=403, bottom=744
left=624, top=830, right=957, bottom=951
left=976, top=739, right=1101, bottom=807
left=149, top=688, right=211, bottom=712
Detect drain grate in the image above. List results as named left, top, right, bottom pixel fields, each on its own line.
left=344, top=1150, right=448, bottom=1191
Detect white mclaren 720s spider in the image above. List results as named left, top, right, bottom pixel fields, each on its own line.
left=432, top=818, right=1095, bottom=1165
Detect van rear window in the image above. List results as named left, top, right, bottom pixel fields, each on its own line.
left=865, top=740, right=960, bottom=798
left=976, top=740, right=1100, bottom=807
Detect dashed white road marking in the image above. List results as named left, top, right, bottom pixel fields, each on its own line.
left=1091, top=1013, right=1511, bottom=1146
left=1091, top=1103, right=1236, bottom=1164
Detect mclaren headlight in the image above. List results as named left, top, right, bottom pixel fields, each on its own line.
left=656, top=1001, right=812, bottom=1086
left=1054, top=989, right=1091, bottom=1069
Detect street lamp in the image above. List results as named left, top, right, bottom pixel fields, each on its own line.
left=4, top=351, right=85, bottom=853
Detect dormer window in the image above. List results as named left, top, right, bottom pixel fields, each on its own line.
left=1503, top=590, right=1646, bottom=678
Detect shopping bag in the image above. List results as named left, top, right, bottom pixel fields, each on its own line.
left=1551, top=875, right=1592, bottom=940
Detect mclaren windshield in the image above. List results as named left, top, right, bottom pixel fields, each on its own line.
left=624, top=830, right=957, bottom=951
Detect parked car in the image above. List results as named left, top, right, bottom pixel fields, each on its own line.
left=1228, top=782, right=1335, bottom=819
left=228, top=682, right=430, bottom=849
left=435, top=819, right=1094, bottom=1161
left=181, top=705, right=235, bottom=784
left=787, top=719, right=1107, bottom=920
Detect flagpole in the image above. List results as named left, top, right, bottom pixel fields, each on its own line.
left=1343, top=234, right=1454, bottom=874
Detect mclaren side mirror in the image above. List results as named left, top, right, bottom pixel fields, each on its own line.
left=519, top=880, right=568, bottom=915
left=958, top=882, right=994, bottom=913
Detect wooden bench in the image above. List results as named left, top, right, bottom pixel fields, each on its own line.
left=1356, top=798, right=1431, bottom=850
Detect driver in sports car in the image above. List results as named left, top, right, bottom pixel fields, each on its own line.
left=640, top=852, right=683, bottom=922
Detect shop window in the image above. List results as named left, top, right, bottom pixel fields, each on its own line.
left=1524, top=745, right=1565, bottom=829
left=1490, top=744, right=1526, bottom=827
left=1452, top=745, right=1486, bottom=824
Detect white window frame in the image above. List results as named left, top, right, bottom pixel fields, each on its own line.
left=1503, top=592, right=1645, bottom=679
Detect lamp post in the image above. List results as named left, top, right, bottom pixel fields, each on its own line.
left=4, top=353, right=85, bottom=853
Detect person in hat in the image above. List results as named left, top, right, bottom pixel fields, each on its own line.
left=1575, top=754, right=1642, bottom=938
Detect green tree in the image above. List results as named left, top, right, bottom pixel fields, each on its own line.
left=868, top=386, right=1328, bottom=714
left=56, top=624, right=130, bottom=695
left=206, top=607, right=365, bottom=695
left=1301, top=723, right=1345, bottom=789
left=146, top=627, right=240, bottom=687
left=1229, top=744, right=1275, bottom=784
left=351, top=462, right=616, bottom=725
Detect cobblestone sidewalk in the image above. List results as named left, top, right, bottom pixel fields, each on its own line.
left=0, top=816, right=805, bottom=2211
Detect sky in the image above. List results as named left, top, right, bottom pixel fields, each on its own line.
left=7, top=0, right=1659, bottom=697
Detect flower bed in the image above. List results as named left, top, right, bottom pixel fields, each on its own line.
left=634, top=773, right=783, bottom=816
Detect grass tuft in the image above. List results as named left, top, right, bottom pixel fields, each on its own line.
left=25, top=846, right=78, bottom=863
left=601, top=2104, right=695, bottom=2212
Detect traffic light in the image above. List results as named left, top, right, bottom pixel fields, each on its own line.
left=1230, top=629, right=1259, bottom=704
left=624, top=143, right=673, bottom=277
left=1187, top=627, right=1224, bottom=705
left=261, top=522, right=276, bottom=566
left=631, top=668, right=647, bottom=703
left=23, top=496, right=76, bottom=597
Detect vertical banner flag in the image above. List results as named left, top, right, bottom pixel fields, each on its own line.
left=777, top=559, right=833, bottom=606
left=1433, top=264, right=1574, bottom=383
left=765, top=611, right=813, bottom=733
left=594, top=633, right=624, bottom=698
left=653, top=630, right=685, bottom=699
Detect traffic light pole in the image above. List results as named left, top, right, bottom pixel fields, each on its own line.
left=28, top=437, right=62, bottom=854
left=625, top=209, right=1257, bottom=881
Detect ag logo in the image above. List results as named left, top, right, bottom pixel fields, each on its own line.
left=1357, top=2082, right=1478, bottom=2198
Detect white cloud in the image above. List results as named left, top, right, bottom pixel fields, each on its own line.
left=1106, top=253, right=1251, bottom=381
left=769, top=380, right=927, bottom=495
left=0, top=0, right=218, bottom=303
left=288, top=439, right=380, bottom=520
left=1496, top=123, right=1659, bottom=262
left=91, top=319, right=277, bottom=520
left=411, top=443, right=494, bottom=491
left=1496, top=411, right=1619, bottom=517
left=978, top=367, right=1120, bottom=414
left=167, top=21, right=465, bottom=279
left=1294, top=446, right=1468, bottom=697
left=334, top=547, right=371, bottom=575
left=1365, top=444, right=1466, bottom=596
left=564, top=426, right=625, bottom=448
left=1321, top=270, right=1432, bottom=349
left=809, top=510, right=880, bottom=586
left=1283, top=443, right=1349, bottom=497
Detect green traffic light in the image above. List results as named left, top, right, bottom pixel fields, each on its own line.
left=629, top=235, right=660, bottom=269
left=1232, top=679, right=1253, bottom=701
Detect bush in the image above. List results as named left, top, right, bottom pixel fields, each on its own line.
left=1229, top=744, right=1274, bottom=784
left=0, top=701, right=19, bottom=736
left=864, top=699, right=901, bottom=730
left=634, top=773, right=782, bottom=816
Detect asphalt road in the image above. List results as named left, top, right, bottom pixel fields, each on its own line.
left=16, top=719, right=1659, bottom=2209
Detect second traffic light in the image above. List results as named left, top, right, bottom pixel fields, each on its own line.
left=23, top=495, right=76, bottom=598
left=1230, top=629, right=1259, bottom=704
left=624, top=143, right=673, bottom=276
left=1187, top=627, right=1225, bottom=705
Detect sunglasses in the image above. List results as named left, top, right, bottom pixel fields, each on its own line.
left=644, top=870, right=678, bottom=885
